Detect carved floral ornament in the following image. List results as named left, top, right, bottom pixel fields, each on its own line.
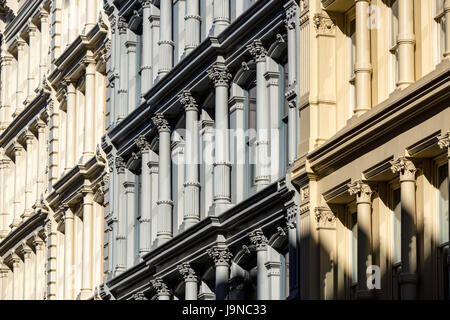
left=150, top=278, right=170, bottom=296
left=207, top=63, right=232, bottom=87
left=314, top=207, right=336, bottom=229
left=152, top=113, right=171, bottom=133
left=390, top=157, right=417, bottom=181
left=249, top=229, right=268, bottom=251
left=438, top=132, right=450, bottom=153
left=177, top=263, right=197, bottom=282
left=247, top=39, right=267, bottom=62
left=207, top=246, right=233, bottom=266
left=178, top=90, right=198, bottom=112
left=312, top=13, right=336, bottom=35
left=135, top=135, right=151, bottom=152
left=347, top=180, right=373, bottom=203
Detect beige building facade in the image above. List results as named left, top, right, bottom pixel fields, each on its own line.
left=0, top=0, right=108, bottom=300
left=291, top=0, right=450, bottom=299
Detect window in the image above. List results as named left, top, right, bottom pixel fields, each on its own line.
left=389, top=0, right=399, bottom=92
left=435, top=0, right=447, bottom=64
left=348, top=18, right=356, bottom=118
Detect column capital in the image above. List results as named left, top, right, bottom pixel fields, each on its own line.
left=286, top=205, right=298, bottom=229
left=438, top=132, right=450, bottom=155
left=314, top=206, right=336, bottom=230
left=139, top=0, right=153, bottom=9
left=207, top=63, right=232, bottom=87
left=312, top=13, right=336, bottom=35
left=247, top=39, right=267, bottom=62
left=177, top=262, right=198, bottom=282
left=150, top=278, right=170, bottom=297
left=178, top=90, right=198, bottom=112
left=26, top=20, right=38, bottom=36
left=13, top=140, right=24, bottom=155
left=390, top=157, right=417, bottom=182
left=118, top=17, right=128, bottom=34
left=152, top=113, right=171, bottom=133
left=115, top=156, right=126, bottom=174
left=249, top=229, right=268, bottom=251
left=348, top=180, right=374, bottom=204
left=135, top=135, right=151, bottom=153
left=131, top=291, right=148, bottom=300
left=207, top=246, right=232, bottom=267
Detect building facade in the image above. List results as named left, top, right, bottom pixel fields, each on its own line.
left=99, top=0, right=302, bottom=300
left=0, top=0, right=108, bottom=300
left=290, top=0, right=450, bottom=299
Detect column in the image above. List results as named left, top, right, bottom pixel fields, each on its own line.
left=0, top=54, right=13, bottom=129
left=179, top=91, right=200, bottom=230
left=444, top=0, right=450, bottom=60
left=85, top=0, right=97, bottom=33
left=68, top=0, right=78, bottom=43
left=0, top=155, right=9, bottom=239
left=438, top=132, right=450, bottom=293
left=15, top=39, right=26, bottom=116
left=136, top=136, right=151, bottom=257
left=266, top=261, right=282, bottom=300
left=39, top=9, right=49, bottom=84
left=11, top=141, right=24, bottom=229
left=207, top=246, right=232, bottom=300
left=391, top=157, right=418, bottom=299
left=248, top=39, right=270, bottom=190
left=114, top=157, right=126, bottom=275
left=354, top=0, right=372, bottom=116
left=207, top=60, right=232, bottom=214
left=33, top=236, right=45, bottom=300
left=151, top=278, right=171, bottom=300
left=265, top=70, right=280, bottom=180
left=35, top=120, right=46, bottom=207
left=177, top=262, right=198, bottom=300
left=152, top=113, right=173, bottom=245
left=184, top=0, right=201, bottom=55
left=64, top=206, right=74, bottom=299
left=140, top=0, right=153, bottom=95
left=286, top=205, right=300, bottom=299
left=20, top=245, right=33, bottom=300
left=118, top=17, right=128, bottom=122
left=80, top=189, right=94, bottom=299
left=22, top=131, right=34, bottom=220
left=10, top=253, right=22, bottom=300
left=158, top=0, right=174, bottom=77
left=26, top=22, right=38, bottom=102
left=249, top=229, right=269, bottom=300
left=64, top=81, right=76, bottom=172
left=348, top=180, right=374, bottom=299
left=124, top=170, right=136, bottom=268
left=82, top=56, right=96, bottom=163
left=126, top=34, right=138, bottom=113
left=211, top=0, right=230, bottom=36
left=397, top=0, right=415, bottom=89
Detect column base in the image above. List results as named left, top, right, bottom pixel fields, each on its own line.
left=79, top=289, right=93, bottom=300
left=399, top=272, right=418, bottom=300
left=20, top=209, right=33, bottom=221
left=178, top=218, right=200, bottom=233
left=114, top=265, right=126, bottom=278
left=208, top=203, right=233, bottom=217
left=80, top=153, right=95, bottom=165
left=152, top=236, right=171, bottom=249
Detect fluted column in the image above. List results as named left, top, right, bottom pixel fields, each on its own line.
left=153, top=113, right=173, bottom=245
left=151, top=278, right=171, bottom=300
left=207, top=61, right=232, bottom=214
left=80, top=188, right=94, bottom=299
left=114, top=157, right=127, bottom=275
left=248, top=40, right=270, bottom=190
left=11, top=141, right=24, bottom=229
left=35, top=120, right=46, bottom=207
left=10, top=253, right=22, bottom=300
left=178, top=262, right=198, bottom=300
left=286, top=206, right=300, bottom=299
left=33, top=236, right=45, bottom=300
left=38, top=10, right=49, bottom=85
left=82, top=56, right=96, bottom=163
left=64, top=206, right=74, bottom=299
left=140, top=0, right=153, bottom=95
left=26, top=22, right=38, bottom=102
left=22, top=132, right=35, bottom=220
left=64, top=81, right=76, bottom=172
left=158, top=0, right=174, bottom=77
left=85, top=0, right=97, bottom=33
left=249, top=229, right=269, bottom=300
left=208, top=246, right=232, bottom=300
left=438, top=132, right=450, bottom=293
left=391, top=157, right=418, bottom=299
left=124, top=170, right=136, bottom=268
left=0, top=54, right=13, bottom=130
left=15, top=40, right=26, bottom=116
left=20, top=244, right=33, bottom=300
left=184, top=0, right=201, bottom=55
left=136, top=136, right=151, bottom=257
left=348, top=180, right=374, bottom=300
left=118, top=18, right=128, bottom=122
left=179, top=91, right=200, bottom=230
left=126, top=36, right=137, bottom=113
left=0, top=156, right=5, bottom=239
left=444, top=0, right=450, bottom=60
left=354, top=0, right=372, bottom=116
left=397, top=0, right=415, bottom=89
left=68, top=0, right=78, bottom=43
left=211, top=0, right=230, bottom=36
left=266, top=260, right=282, bottom=300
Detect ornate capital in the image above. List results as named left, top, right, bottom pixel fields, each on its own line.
left=131, top=292, right=148, bottom=300
left=314, top=207, right=336, bottom=230
left=152, top=113, right=170, bottom=133
left=348, top=180, right=373, bottom=204
left=139, top=0, right=152, bottom=8
left=115, top=156, right=126, bottom=174
left=390, top=157, right=417, bottom=182
left=150, top=278, right=170, bottom=297
left=118, top=17, right=128, bottom=34
left=312, top=13, right=336, bottom=35
left=207, top=246, right=232, bottom=267
left=207, top=63, right=232, bottom=87
left=177, top=263, right=197, bottom=282
left=178, top=90, right=198, bottom=112
left=247, top=39, right=267, bottom=62
left=249, top=229, right=268, bottom=251
left=135, top=135, right=151, bottom=152
left=286, top=205, right=298, bottom=229
left=438, top=132, right=450, bottom=155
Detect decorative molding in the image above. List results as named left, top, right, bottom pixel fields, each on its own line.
left=390, top=157, right=417, bottom=182
left=178, top=90, right=198, bottom=112
left=177, top=262, right=197, bottom=282
left=348, top=180, right=373, bottom=204
left=249, top=229, right=268, bottom=251
left=207, top=246, right=233, bottom=267
left=312, top=13, right=336, bottom=35
left=207, top=63, right=232, bottom=87
left=247, top=39, right=267, bottom=62
left=152, top=113, right=171, bottom=133
left=135, top=135, right=151, bottom=152
left=314, top=206, right=336, bottom=229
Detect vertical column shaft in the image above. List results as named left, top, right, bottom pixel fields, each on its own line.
left=178, top=263, right=198, bottom=300
left=249, top=229, right=269, bottom=300
left=125, top=171, right=136, bottom=268
left=80, top=190, right=94, bottom=299
left=136, top=136, right=151, bottom=257
left=23, top=133, right=34, bottom=219
left=118, top=18, right=128, bottom=121
left=35, top=122, right=46, bottom=206
left=64, top=207, right=74, bottom=299
left=21, top=247, right=32, bottom=300
left=39, top=10, right=49, bottom=84
left=15, top=41, right=26, bottom=116
left=158, top=0, right=174, bottom=77
left=26, top=23, right=38, bottom=100
left=397, top=0, right=415, bottom=88
left=140, top=1, right=153, bottom=95
left=33, top=237, right=45, bottom=300
left=85, top=0, right=97, bottom=32
left=126, top=36, right=137, bottom=113
left=444, top=0, right=450, bottom=59
left=208, top=246, right=232, bottom=300
left=114, top=157, right=126, bottom=275
left=65, top=82, right=76, bottom=172
left=11, top=143, right=24, bottom=228
left=184, top=0, right=201, bottom=54
left=211, top=0, right=230, bottom=36
left=68, top=0, right=78, bottom=43
left=82, top=58, right=96, bottom=162
left=0, top=55, right=13, bottom=129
